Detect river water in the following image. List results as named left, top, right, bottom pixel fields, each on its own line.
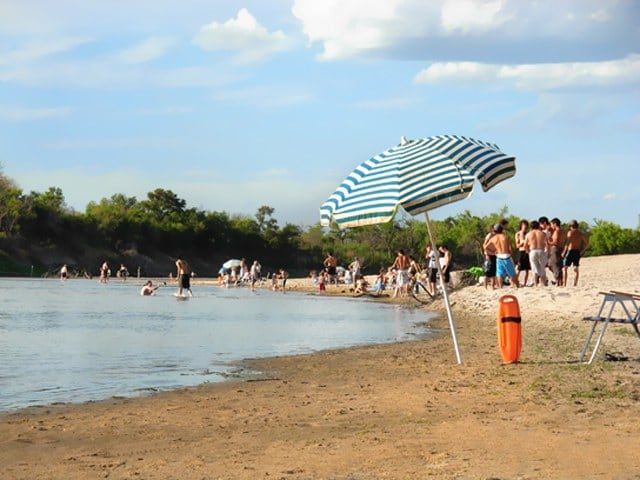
left=0, top=278, right=435, bottom=412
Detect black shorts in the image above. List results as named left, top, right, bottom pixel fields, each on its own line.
left=517, top=250, right=531, bottom=271
left=429, top=268, right=438, bottom=283
left=180, top=274, right=191, bottom=289
left=326, top=266, right=336, bottom=276
left=564, top=249, right=581, bottom=267
left=484, top=255, right=497, bottom=277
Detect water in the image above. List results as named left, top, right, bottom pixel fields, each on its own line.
left=0, top=278, right=436, bottom=413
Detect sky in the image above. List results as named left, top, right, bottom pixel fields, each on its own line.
left=1, top=0, right=639, bottom=229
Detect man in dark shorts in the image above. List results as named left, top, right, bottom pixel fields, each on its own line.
left=515, top=219, right=531, bottom=286
left=548, top=218, right=566, bottom=286
left=175, top=255, right=193, bottom=296
left=562, top=220, right=589, bottom=286
left=323, top=252, right=338, bottom=286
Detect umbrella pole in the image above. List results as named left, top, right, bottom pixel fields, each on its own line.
left=424, top=212, right=463, bottom=364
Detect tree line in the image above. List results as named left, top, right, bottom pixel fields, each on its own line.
left=1, top=164, right=639, bottom=278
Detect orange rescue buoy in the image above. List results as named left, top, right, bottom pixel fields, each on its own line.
left=497, top=294, right=522, bottom=363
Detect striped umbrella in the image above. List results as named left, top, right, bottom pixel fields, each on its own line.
left=320, top=135, right=517, bottom=364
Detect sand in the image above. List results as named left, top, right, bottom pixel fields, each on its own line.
left=1, top=254, right=639, bottom=479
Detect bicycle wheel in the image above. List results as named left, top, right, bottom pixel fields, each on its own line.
left=411, top=281, right=434, bottom=304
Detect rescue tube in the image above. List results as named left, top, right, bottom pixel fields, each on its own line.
left=497, top=294, right=522, bottom=363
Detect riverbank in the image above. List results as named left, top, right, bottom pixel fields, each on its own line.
left=1, top=254, right=639, bottom=479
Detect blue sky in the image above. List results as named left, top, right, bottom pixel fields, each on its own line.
left=1, top=0, right=638, bottom=228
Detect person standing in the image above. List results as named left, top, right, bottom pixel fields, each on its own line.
left=425, top=244, right=438, bottom=296
left=484, top=224, right=520, bottom=288
left=60, top=264, right=68, bottom=281
left=99, top=261, right=109, bottom=283
left=250, top=260, right=261, bottom=291
left=323, top=252, right=338, bottom=286
left=438, top=245, right=452, bottom=288
left=482, top=225, right=498, bottom=289
left=525, top=220, right=548, bottom=287
left=175, top=255, right=193, bottom=296
left=562, top=220, right=589, bottom=286
left=548, top=218, right=566, bottom=286
left=515, top=219, right=531, bottom=286
left=389, top=249, right=411, bottom=297
left=349, top=256, right=361, bottom=280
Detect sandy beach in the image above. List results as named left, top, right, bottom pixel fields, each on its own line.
left=1, top=254, right=639, bottom=479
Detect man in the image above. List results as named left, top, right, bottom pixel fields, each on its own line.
left=175, top=255, right=193, bottom=296
left=562, top=220, right=589, bottom=286
left=514, top=219, right=531, bottom=286
left=524, top=220, right=548, bottom=287
left=484, top=224, right=520, bottom=288
left=349, top=256, right=361, bottom=280
left=548, top=218, right=566, bottom=286
left=323, top=252, right=338, bottom=286
left=250, top=260, right=261, bottom=291
left=482, top=225, right=498, bottom=289
left=389, top=249, right=411, bottom=297
left=438, top=245, right=452, bottom=287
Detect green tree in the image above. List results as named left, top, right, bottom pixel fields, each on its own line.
left=588, top=220, right=640, bottom=255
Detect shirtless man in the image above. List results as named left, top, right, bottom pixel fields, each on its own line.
left=484, top=224, right=519, bottom=288
left=562, top=220, right=589, bottom=286
left=548, top=218, right=566, bottom=286
left=390, top=249, right=411, bottom=297
left=482, top=225, right=498, bottom=289
left=514, top=219, right=531, bottom=286
left=175, top=255, right=193, bottom=296
left=323, top=252, right=338, bottom=286
left=524, top=220, right=548, bottom=287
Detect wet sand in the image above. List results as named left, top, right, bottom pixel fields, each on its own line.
left=1, top=254, right=639, bottom=479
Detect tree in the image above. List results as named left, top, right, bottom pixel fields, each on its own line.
left=255, top=205, right=278, bottom=236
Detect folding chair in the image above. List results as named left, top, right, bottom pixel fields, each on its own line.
left=579, top=291, right=640, bottom=364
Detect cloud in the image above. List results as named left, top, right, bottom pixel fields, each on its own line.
left=113, top=36, right=176, bottom=64
left=603, top=193, right=617, bottom=201
left=292, top=0, right=639, bottom=62
left=0, top=104, right=72, bottom=121
left=193, top=8, right=292, bottom=63
left=414, top=54, right=640, bottom=91
left=440, top=0, right=512, bottom=34
left=0, top=36, right=93, bottom=65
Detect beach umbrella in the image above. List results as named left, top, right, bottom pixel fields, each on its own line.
left=320, top=134, right=517, bottom=364
left=222, top=259, right=242, bottom=269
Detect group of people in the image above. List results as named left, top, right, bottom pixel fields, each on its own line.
left=483, top=217, right=589, bottom=289
left=315, top=245, right=453, bottom=298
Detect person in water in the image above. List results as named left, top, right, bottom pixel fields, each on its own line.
left=175, top=256, right=193, bottom=296
left=140, top=280, right=157, bottom=296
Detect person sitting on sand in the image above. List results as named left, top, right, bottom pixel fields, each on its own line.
left=371, top=268, right=388, bottom=295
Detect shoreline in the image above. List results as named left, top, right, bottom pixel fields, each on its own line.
left=1, top=254, right=639, bottom=479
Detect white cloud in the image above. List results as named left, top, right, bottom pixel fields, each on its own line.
left=113, top=36, right=176, bottom=64
left=0, top=36, right=92, bottom=65
left=193, top=8, right=292, bottom=63
left=603, top=193, right=617, bottom=201
left=414, top=54, right=640, bottom=91
left=292, top=0, right=638, bottom=62
left=441, top=0, right=511, bottom=34
left=292, top=0, right=416, bottom=60
left=0, top=104, right=72, bottom=121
